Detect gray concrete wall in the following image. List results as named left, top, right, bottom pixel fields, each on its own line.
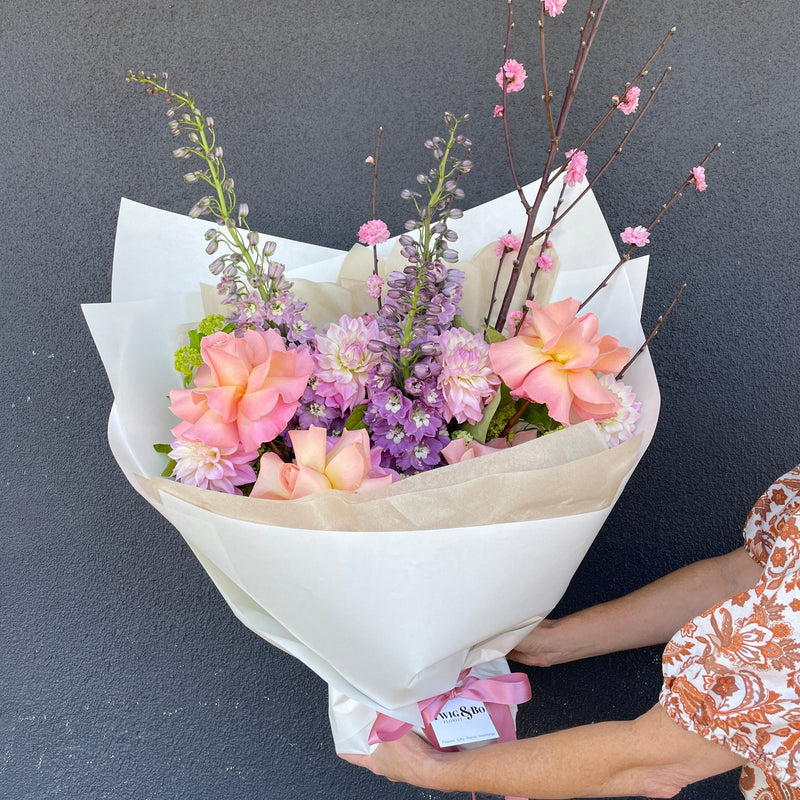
left=3, top=1, right=798, bottom=798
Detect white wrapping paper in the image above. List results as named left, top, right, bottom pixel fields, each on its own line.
left=83, top=178, right=659, bottom=754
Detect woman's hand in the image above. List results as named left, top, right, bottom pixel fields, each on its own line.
left=338, top=732, right=449, bottom=790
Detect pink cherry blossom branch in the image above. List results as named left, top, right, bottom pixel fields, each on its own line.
left=501, top=1, right=530, bottom=210
left=579, top=141, right=721, bottom=312
left=541, top=65, right=672, bottom=241
left=616, top=282, right=686, bottom=380
left=369, top=126, right=383, bottom=310
left=539, top=5, right=556, bottom=142
left=493, top=0, right=609, bottom=330
left=570, top=26, right=676, bottom=159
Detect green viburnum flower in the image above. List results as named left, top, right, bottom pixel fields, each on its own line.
left=174, top=345, right=203, bottom=377
left=197, top=314, right=226, bottom=336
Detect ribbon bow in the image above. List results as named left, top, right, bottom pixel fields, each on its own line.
left=369, top=668, right=532, bottom=800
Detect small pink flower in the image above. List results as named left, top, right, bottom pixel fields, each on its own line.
left=563, top=149, right=588, bottom=187
left=542, top=0, right=567, bottom=17
left=616, top=85, right=640, bottom=115
left=692, top=165, right=708, bottom=192
left=366, top=273, right=383, bottom=299
left=536, top=253, right=553, bottom=271
left=442, top=437, right=507, bottom=464
left=495, top=233, right=522, bottom=257
left=251, top=426, right=397, bottom=500
left=505, top=310, right=525, bottom=336
left=493, top=104, right=505, bottom=118
left=358, top=218, right=390, bottom=246
left=365, top=155, right=375, bottom=165
left=620, top=225, right=650, bottom=247
left=496, top=59, right=527, bottom=93
left=489, top=297, right=631, bottom=426
left=169, top=329, right=314, bottom=452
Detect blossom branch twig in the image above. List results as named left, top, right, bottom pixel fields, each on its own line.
left=616, top=283, right=686, bottom=380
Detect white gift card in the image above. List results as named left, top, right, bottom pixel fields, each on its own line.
left=429, top=699, right=499, bottom=747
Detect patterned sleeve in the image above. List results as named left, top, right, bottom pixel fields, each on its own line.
left=743, top=465, right=800, bottom=566
left=659, top=466, right=800, bottom=790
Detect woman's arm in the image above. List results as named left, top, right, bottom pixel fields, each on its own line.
left=341, top=704, right=746, bottom=799
left=510, top=546, right=763, bottom=667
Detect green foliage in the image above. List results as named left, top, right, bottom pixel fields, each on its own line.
left=344, top=404, right=369, bottom=431
left=153, top=443, right=176, bottom=477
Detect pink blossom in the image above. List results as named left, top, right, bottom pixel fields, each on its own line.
left=505, top=309, right=525, bottom=336
left=314, top=315, right=384, bottom=411
left=542, top=0, right=567, bottom=17
left=169, top=329, right=314, bottom=452
left=496, top=59, right=527, bottom=93
left=493, top=104, right=505, bottom=118
left=442, top=430, right=538, bottom=464
left=620, top=225, right=650, bottom=247
left=366, top=273, right=384, bottom=299
left=616, top=85, right=641, bottom=115
left=495, top=232, right=522, bottom=257
left=442, top=437, right=507, bottom=464
left=536, top=253, right=553, bottom=271
left=169, top=438, right=257, bottom=494
left=692, top=165, right=708, bottom=192
left=436, top=328, right=500, bottom=425
left=365, top=155, right=375, bottom=165
left=358, top=218, right=390, bottom=246
left=251, top=426, right=397, bottom=500
left=563, top=149, right=588, bottom=187
left=489, top=297, right=631, bottom=426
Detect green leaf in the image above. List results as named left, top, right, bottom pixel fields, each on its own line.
left=483, top=325, right=506, bottom=344
left=520, top=401, right=558, bottom=432
left=188, top=329, right=201, bottom=350
left=153, top=443, right=172, bottom=455
left=344, top=404, right=369, bottom=431
left=161, top=458, right=177, bottom=478
left=458, top=386, right=503, bottom=444
left=452, top=314, right=474, bottom=334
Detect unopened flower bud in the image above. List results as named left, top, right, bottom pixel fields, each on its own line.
left=263, top=240, right=277, bottom=257
left=366, top=339, right=386, bottom=354
left=238, top=202, right=249, bottom=219
left=248, top=230, right=259, bottom=246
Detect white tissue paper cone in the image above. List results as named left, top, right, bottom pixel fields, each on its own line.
left=83, top=180, right=659, bottom=754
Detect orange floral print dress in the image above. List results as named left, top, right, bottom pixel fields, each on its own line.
left=660, top=465, right=800, bottom=799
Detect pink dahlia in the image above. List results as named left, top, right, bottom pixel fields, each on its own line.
left=496, top=59, right=527, bottom=93
left=692, top=165, right=708, bottom=192
left=436, top=328, right=500, bottom=425
left=314, top=314, right=384, bottom=411
left=358, top=219, right=390, bottom=246
left=488, top=297, right=631, bottom=426
left=620, top=225, right=650, bottom=247
left=169, top=329, right=314, bottom=452
left=594, top=375, right=641, bottom=447
left=563, top=149, right=588, bottom=187
left=543, top=0, right=567, bottom=16
left=169, top=438, right=258, bottom=494
left=616, top=85, right=641, bottom=115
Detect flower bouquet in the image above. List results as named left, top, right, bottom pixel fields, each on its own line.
left=83, top=0, right=713, bottom=766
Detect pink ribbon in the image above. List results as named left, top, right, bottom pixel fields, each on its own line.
left=369, top=668, right=532, bottom=800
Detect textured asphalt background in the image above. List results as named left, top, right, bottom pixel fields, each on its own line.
left=3, top=1, right=799, bottom=798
